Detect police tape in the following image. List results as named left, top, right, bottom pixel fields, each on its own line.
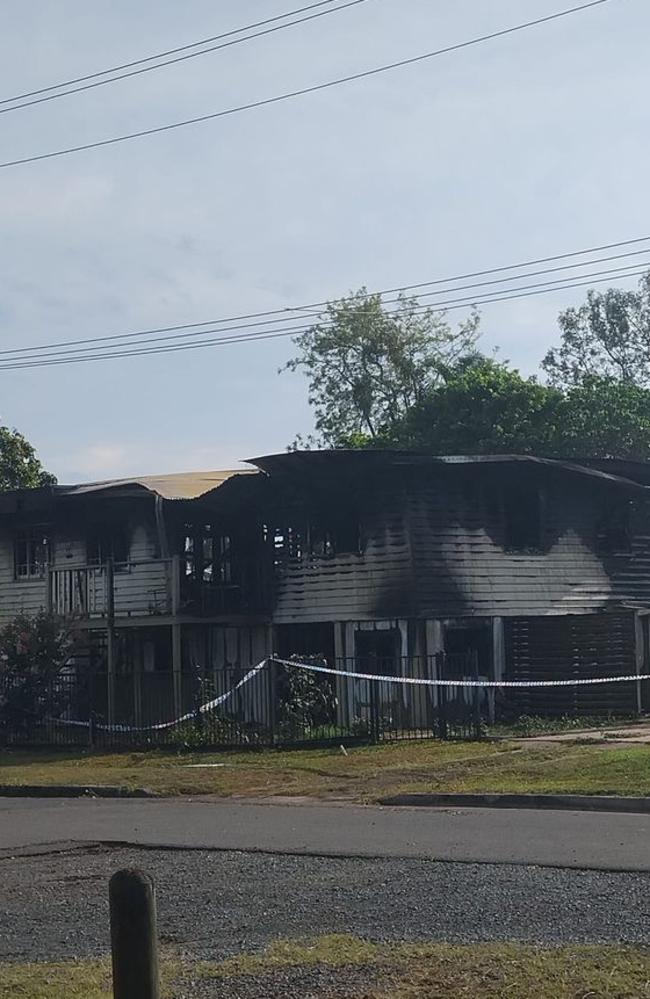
left=54, top=659, right=267, bottom=733
left=272, top=657, right=650, bottom=689
left=51, top=654, right=650, bottom=733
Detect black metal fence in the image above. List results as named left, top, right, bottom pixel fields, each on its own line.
left=0, top=653, right=483, bottom=750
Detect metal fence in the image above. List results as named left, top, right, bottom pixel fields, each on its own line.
left=0, top=654, right=482, bottom=750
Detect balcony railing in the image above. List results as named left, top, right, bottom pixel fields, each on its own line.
left=48, top=559, right=175, bottom=619
left=47, top=556, right=268, bottom=620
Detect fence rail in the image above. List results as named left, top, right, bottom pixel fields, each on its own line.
left=0, top=654, right=483, bottom=750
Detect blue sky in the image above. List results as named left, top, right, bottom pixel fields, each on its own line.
left=0, top=0, right=647, bottom=481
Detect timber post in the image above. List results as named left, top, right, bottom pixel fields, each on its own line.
left=109, top=869, right=160, bottom=999
left=172, top=623, right=183, bottom=717
left=106, top=557, right=116, bottom=727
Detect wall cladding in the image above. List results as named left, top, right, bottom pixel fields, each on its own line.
left=503, top=612, right=638, bottom=715
left=407, top=469, right=627, bottom=618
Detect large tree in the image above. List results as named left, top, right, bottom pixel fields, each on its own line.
left=0, top=425, right=55, bottom=490
left=389, top=359, right=650, bottom=461
left=542, top=272, right=650, bottom=388
left=390, top=358, right=563, bottom=454
left=283, top=289, right=480, bottom=446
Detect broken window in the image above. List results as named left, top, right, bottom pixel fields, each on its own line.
left=183, top=524, right=233, bottom=585
left=598, top=500, right=632, bottom=553
left=87, top=525, right=130, bottom=568
left=503, top=486, right=543, bottom=552
left=14, top=527, right=50, bottom=579
left=269, top=510, right=360, bottom=566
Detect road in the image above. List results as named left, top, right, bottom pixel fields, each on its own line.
left=1, top=799, right=649, bottom=962
left=1, top=797, right=650, bottom=870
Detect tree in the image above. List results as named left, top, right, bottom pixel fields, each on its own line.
left=553, top=377, right=650, bottom=460
left=283, top=289, right=480, bottom=446
left=390, top=358, right=564, bottom=454
left=0, top=612, right=79, bottom=739
left=0, top=425, right=55, bottom=490
left=389, top=360, right=650, bottom=461
left=542, top=272, right=650, bottom=388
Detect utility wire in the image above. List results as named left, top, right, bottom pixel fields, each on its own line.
left=1, top=234, right=645, bottom=358
left=0, top=0, right=611, bottom=170
left=2, top=256, right=649, bottom=364
left=0, top=0, right=371, bottom=115
left=0, top=265, right=645, bottom=371
left=0, top=1, right=342, bottom=105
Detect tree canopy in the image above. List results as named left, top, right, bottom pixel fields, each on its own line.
left=542, top=272, right=650, bottom=388
left=283, top=288, right=480, bottom=446
left=388, top=359, right=650, bottom=460
left=0, top=425, right=55, bottom=490
left=285, top=273, right=650, bottom=461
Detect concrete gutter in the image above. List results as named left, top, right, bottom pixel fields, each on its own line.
left=0, top=785, right=157, bottom=799
left=379, top=792, right=650, bottom=814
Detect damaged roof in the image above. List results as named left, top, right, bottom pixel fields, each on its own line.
left=248, top=450, right=648, bottom=492
left=56, top=469, right=258, bottom=501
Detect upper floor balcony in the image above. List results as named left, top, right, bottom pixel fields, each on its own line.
left=47, top=555, right=269, bottom=621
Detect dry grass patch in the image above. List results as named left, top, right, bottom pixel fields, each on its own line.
left=0, top=956, right=181, bottom=999
left=198, top=935, right=650, bottom=998
left=4, top=940, right=650, bottom=998
left=0, top=739, right=649, bottom=801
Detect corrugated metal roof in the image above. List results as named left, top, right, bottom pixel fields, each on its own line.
left=248, top=450, right=648, bottom=492
left=57, top=469, right=257, bottom=501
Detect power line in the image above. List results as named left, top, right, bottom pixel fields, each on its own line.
left=2, top=234, right=645, bottom=358
left=0, top=0, right=611, bottom=170
left=0, top=1, right=341, bottom=105
left=0, top=0, right=371, bottom=116
left=0, top=264, right=644, bottom=371
left=3, top=256, right=649, bottom=364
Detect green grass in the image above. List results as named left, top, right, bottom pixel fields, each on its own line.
left=0, top=956, right=182, bottom=999
left=1, top=737, right=649, bottom=800
left=175, top=935, right=650, bottom=999
left=491, top=713, right=641, bottom=737
left=4, top=939, right=650, bottom=999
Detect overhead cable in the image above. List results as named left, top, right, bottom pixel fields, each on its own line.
left=0, top=264, right=644, bottom=371
left=0, top=0, right=372, bottom=115
left=1, top=232, right=645, bottom=359
left=0, top=0, right=612, bottom=169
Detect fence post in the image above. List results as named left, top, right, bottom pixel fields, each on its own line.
left=109, top=869, right=160, bottom=999
left=471, top=649, right=482, bottom=740
left=268, top=657, right=277, bottom=747
left=369, top=675, right=380, bottom=744
left=436, top=652, right=448, bottom=740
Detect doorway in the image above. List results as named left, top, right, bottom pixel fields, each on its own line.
left=355, top=628, right=402, bottom=676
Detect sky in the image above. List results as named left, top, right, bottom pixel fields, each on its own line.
left=0, top=0, right=647, bottom=482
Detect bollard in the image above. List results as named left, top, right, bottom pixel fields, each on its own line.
left=109, top=869, right=160, bottom=999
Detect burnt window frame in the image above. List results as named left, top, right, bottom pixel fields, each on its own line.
left=503, top=484, right=545, bottom=554
left=13, top=526, right=51, bottom=580
left=87, top=523, right=130, bottom=570
left=269, top=508, right=362, bottom=567
left=597, top=498, right=632, bottom=554
left=183, top=522, right=234, bottom=586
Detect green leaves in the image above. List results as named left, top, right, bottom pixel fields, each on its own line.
left=391, top=361, right=650, bottom=460
left=283, top=288, right=480, bottom=447
left=0, top=425, right=55, bottom=491
left=542, top=273, right=650, bottom=387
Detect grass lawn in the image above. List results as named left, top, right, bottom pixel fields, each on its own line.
left=0, top=738, right=649, bottom=801
left=3, top=938, right=650, bottom=998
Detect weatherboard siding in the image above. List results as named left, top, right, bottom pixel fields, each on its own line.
left=271, top=496, right=416, bottom=624
left=0, top=518, right=171, bottom=625
left=408, top=476, right=625, bottom=618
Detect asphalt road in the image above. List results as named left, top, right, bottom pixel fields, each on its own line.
left=1, top=797, right=650, bottom=870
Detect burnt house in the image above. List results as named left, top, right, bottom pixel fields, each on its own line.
left=0, top=451, right=649, bottom=723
